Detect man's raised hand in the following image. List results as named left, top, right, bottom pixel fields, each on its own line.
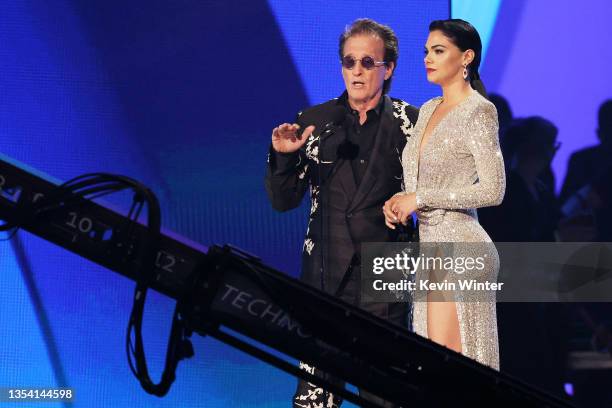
left=271, top=123, right=315, bottom=153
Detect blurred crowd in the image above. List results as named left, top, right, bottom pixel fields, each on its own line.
left=480, top=97, right=612, bottom=243
left=478, top=96, right=612, bottom=405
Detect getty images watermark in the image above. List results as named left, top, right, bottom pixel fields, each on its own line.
left=361, top=242, right=612, bottom=303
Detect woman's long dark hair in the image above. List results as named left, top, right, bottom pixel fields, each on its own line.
left=429, top=19, right=487, bottom=98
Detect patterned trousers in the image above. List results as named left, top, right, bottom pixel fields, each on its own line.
left=292, top=265, right=410, bottom=408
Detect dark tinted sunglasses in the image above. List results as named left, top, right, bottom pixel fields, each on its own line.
left=341, top=55, right=387, bottom=70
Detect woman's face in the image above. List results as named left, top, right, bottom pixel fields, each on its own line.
left=424, top=30, right=472, bottom=86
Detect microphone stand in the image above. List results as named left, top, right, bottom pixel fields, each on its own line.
left=317, top=121, right=339, bottom=293
left=317, top=113, right=354, bottom=294
left=316, top=119, right=344, bottom=406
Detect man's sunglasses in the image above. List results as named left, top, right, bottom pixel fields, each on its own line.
left=341, top=55, right=387, bottom=70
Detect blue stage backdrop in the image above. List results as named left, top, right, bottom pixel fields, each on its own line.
left=0, top=1, right=447, bottom=407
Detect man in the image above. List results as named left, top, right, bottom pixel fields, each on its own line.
left=560, top=99, right=612, bottom=204
left=265, top=19, right=418, bottom=407
left=480, top=117, right=561, bottom=242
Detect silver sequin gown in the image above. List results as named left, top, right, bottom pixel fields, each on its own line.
left=402, top=91, right=505, bottom=369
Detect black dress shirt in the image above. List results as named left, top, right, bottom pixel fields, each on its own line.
left=343, top=97, right=383, bottom=186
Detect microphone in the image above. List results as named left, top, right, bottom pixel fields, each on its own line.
left=336, top=112, right=358, bottom=160
left=320, top=106, right=348, bottom=134
left=298, top=106, right=347, bottom=142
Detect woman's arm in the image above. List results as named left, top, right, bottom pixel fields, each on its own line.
left=416, top=103, right=506, bottom=210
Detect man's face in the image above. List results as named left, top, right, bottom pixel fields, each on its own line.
left=341, top=34, right=394, bottom=105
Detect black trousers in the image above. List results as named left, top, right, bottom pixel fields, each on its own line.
left=292, top=264, right=410, bottom=408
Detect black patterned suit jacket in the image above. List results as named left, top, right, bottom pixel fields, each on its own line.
left=266, top=92, right=419, bottom=295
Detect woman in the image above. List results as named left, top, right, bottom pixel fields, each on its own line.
left=383, top=19, right=505, bottom=369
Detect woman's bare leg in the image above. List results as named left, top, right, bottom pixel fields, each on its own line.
left=427, top=298, right=462, bottom=353
left=426, top=264, right=462, bottom=353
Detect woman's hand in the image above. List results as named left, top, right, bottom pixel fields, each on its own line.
left=391, top=192, right=417, bottom=226
left=383, top=194, right=402, bottom=229
left=383, top=192, right=417, bottom=229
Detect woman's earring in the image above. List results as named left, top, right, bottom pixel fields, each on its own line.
left=462, top=65, right=468, bottom=80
